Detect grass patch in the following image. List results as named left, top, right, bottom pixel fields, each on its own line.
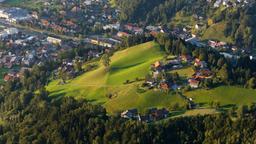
left=169, top=66, right=194, bottom=78
left=184, top=86, right=256, bottom=107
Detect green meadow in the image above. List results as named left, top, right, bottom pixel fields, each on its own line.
left=47, top=41, right=256, bottom=114
left=47, top=42, right=187, bottom=114
left=185, top=86, right=256, bottom=108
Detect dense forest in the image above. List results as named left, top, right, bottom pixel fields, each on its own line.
left=114, top=0, right=256, bottom=50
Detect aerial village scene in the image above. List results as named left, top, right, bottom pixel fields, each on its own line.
left=0, top=0, right=255, bottom=122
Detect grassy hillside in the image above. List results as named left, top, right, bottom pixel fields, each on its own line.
left=47, top=42, right=187, bottom=114
left=202, top=21, right=233, bottom=43
left=47, top=41, right=256, bottom=114
left=184, top=86, right=256, bottom=108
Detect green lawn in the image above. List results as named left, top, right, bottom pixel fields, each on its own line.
left=169, top=66, right=194, bottom=78
left=47, top=41, right=187, bottom=114
left=184, top=86, right=256, bottom=107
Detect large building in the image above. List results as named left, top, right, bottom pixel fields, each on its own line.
left=47, top=36, right=62, bottom=45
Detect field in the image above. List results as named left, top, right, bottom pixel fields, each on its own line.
left=202, top=21, right=233, bottom=43
left=184, top=86, right=256, bottom=108
left=47, top=42, right=187, bottom=114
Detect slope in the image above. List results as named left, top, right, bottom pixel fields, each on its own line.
left=47, top=41, right=187, bottom=113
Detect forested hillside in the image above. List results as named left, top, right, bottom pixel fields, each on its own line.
left=114, top=0, right=256, bottom=50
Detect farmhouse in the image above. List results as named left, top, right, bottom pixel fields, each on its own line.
left=159, top=82, right=169, bottom=91
left=117, top=31, right=130, bottom=37
left=121, top=109, right=139, bottom=119
left=147, top=108, right=169, bottom=121
left=193, top=69, right=213, bottom=79
left=188, top=78, right=200, bottom=88
left=138, top=108, right=170, bottom=122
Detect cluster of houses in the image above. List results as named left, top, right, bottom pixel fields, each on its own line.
left=19, top=0, right=118, bottom=37
left=0, top=26, right=76, bottom=82
left=54, top=59, right=84, bottom=83
left=143, top=55, right=192, bottom=92
left=188, top=58, right=213, bottom=88
left=0, top=28, right=63, bottom=69
left=143, top=54, right=214, bottom=91
left=121, top=108, right=169, bottom=122
left=0, top=24, right=111, bottom=83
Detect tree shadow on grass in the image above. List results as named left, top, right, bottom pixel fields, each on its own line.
left=169, top=110, right=186, bottom=117
left=198, top=102, right=207, bottom=107
left=50, top=89, right=66, bottom=100
left=110, top=62, right=145, bottom=73
left=216, top=104, right=237, bottom=113
left=220, top=104, right=236, bottom=109
left=50, top=89, right=107, bottom=106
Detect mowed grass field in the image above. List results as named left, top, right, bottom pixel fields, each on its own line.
left=47, top=42, right=187, bottom=114
left=184, top=86, right=256, bottom=107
